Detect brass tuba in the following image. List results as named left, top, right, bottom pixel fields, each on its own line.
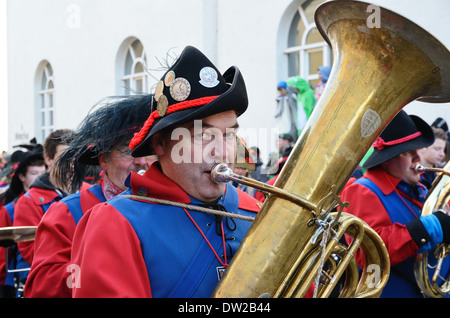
left=414, top=163, right=450, bottom=297
left=212, top=0, right=450, bottom=298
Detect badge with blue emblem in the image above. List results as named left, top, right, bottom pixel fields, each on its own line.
left=199, top=66, right=219, bottom=88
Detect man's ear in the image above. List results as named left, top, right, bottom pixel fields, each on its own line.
left=44, top=155, right=53, bottom=168
left=97, top=153, right=109, bottom=172
left=18, top=173, right=26, bottom=183
left=151, top=132, right=166, bottom=157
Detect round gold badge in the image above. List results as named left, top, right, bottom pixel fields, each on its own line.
left=170, top=77, right=191, bottom=101
left=154, top=80, right=164, bottom=101
left=157, top=95, right=169, bottom=117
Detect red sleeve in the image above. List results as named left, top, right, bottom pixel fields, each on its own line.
left=71, top=203, right=152, bottom=297
left=341, top=182, right=418, bottom=266
left=13, top=194, right=45, bottom=265
left=24, top=201, right=76, bottom=298
left=0, top=206, right=13, bottom=285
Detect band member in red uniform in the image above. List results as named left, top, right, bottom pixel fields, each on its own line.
left=0, top=147, right=45, bottom=297
left=13, top=130, right=72, bottom=271
left=341, top=110, right=450, bottom=297
left=24, top=95, right=153, bottom=297
left=70, top=46, right=263, bottom=298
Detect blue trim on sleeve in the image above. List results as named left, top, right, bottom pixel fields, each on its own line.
left=418, top=214, right=443, bottom=253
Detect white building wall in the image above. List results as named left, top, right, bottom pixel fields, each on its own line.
left=5, top=0, right=450, bottom=160
left=7, top=0, right=210, bottom=147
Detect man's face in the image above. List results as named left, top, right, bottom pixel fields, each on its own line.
left=153, top=110, right=239, bottom=203
left=277, top=87, right=288, bottom=96
left=19, top=164, right=46, bottom=191
left=277, top=138, right=288, bottom=150
left=46, top=144, right=69, bottom=169
left=99, top=148, right=150, bottom=190
left=418, top=138, right=446, bottom=167
left=382, top=149, right=422, bottom=185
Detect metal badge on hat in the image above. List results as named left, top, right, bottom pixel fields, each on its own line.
left=157, top=95, right=169, bottom=116
left=155, top=80, right=164, bottom=101
left=170, top=77, right=191, bottom=101
left=164, top=71, right=175, bottom=87
left=199, top=67, right=219, bottom=88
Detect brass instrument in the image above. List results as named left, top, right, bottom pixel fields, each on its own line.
left=212, top=0, right=450, bottom=298
left=0, top=226, right=37, bottom=247
left=414, top=163, right=450, bottom=297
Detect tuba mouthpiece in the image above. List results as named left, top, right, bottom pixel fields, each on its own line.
left=415, top=164, right=425, bottom=172
left=211, top=163, right=233, bottom=184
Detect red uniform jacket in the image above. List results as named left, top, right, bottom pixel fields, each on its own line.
left=0, top=205, right=13, bottom=285
left=24, top=183, right=105, bottom=298
left=14, top=185, right=64, bottom=265
left=341, top=167, right=419, bottom=266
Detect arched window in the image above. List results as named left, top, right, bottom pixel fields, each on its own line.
left=284, top=0, right=330, bottom=88
left=118, top=38, right=149, bottom=95
left=37, top=61, right=55, bottom=142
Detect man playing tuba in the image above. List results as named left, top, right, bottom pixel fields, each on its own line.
left=341, top=110, right=450, bottom=298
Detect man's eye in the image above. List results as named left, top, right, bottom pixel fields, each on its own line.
left=195, top=131, right=212, bottom=140
left=225, top=131, right=236, bottom=139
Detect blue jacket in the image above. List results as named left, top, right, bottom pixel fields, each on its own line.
left=71, top=163, right=260, bottom=298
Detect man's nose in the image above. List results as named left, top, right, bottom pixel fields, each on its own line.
left=210, top=140, right=228, bottom=161
left=411, top=150, right=421, bottom=163
left=133, top=156, right=148, bottom=168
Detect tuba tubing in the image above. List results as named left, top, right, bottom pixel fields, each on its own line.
left=212, top=163, right=390, bottom=298
left=212, top=0, right=450, bottom=298
left=414, top=162, right=450, bottom=297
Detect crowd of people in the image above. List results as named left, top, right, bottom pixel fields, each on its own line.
left=0, top=45, right=449, bottom=298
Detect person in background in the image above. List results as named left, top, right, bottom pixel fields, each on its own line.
left=0, top=147, right=45, bottom=297
left=314, top=65, right=331, bottom=102
left=249, top=146, right=267, bottom=184
left=341, top=110, right=450, bottom=298
left=13, top=129, right=72, bottom=277
left=0, top=151, right=7, bottom=173
left=0, top=151, right=25, bottom=197
left=287, top=76, right=316, bottom=135
left=255, top=146, right=292, bottom=203
left=24, top=95, right=154, bottom=298
left=418, top=127, right=448, bottom=189
left=0, top=146, right=45, bottom=207
left=264, top=133, right=294, bottom=178
left=431, top=117, right=450, bottom=164
left=275, top=81, right=297, bottom=138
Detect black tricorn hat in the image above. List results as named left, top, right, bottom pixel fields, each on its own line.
left=362, top=110, right=435, bottom=169
left=130, top=46, right=248, bottom=157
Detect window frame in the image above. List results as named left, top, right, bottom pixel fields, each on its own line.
left=37, top=61, right=55, bottom=142
left=283, top=1, right=331, bottom=85
left=120, top=38, right=149, bottom=95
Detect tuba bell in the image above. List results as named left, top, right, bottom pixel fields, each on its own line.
left=212, top=0, right=450, bottom=298
left=414, top=163, right=450, bottom=297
